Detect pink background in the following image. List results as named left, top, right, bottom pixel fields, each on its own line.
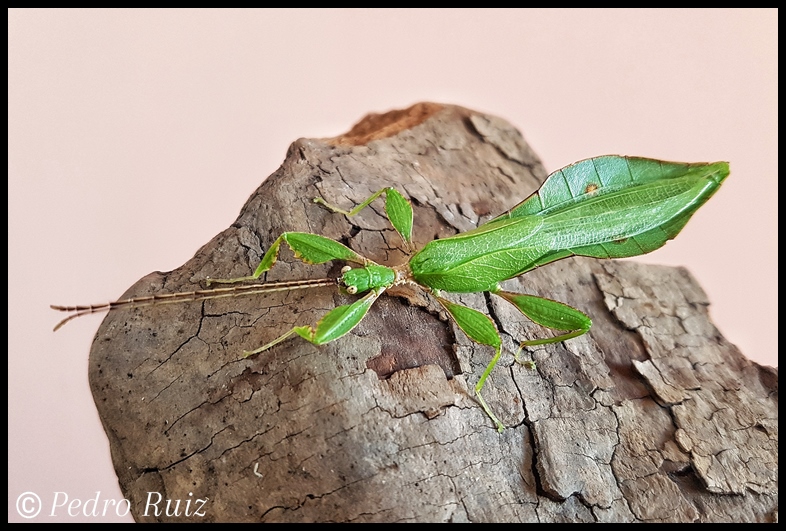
left=9, top=9, right=777, bottom=522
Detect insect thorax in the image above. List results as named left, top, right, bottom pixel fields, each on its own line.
left=340, top=265, right=396, bottom=294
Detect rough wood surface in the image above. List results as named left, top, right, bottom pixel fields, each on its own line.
left=89, top=103, right=778, bottom=522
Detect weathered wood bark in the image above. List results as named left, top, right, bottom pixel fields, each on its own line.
left=89, top=103, right=778, bottom=522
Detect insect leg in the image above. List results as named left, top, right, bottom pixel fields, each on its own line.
left=436, top=297, right=506, bottom=433
left=314, top=187, right=413, bottom=249
left=243, top=288, right=384, bottom=357
left=493, top=290, right=591, bottom=362
left=207, top=232, right=368, bottom=286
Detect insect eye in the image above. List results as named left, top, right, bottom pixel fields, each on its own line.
left=346, top=286, right=358, bottom=294
left=341, top=266, right=352, bottom=274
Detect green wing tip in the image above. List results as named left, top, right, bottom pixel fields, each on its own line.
left=706, top=161, right=731, bottom=185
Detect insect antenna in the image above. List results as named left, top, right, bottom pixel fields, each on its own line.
left=51, top=277, right=338, bottom=331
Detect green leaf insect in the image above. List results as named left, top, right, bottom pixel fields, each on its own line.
left=52, top=156, right=730, bottom=432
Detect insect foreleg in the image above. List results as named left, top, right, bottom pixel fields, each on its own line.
left=243, top=288, right=384, bottom=357
left=314, top=187, right=413, bottom=250
left=207, top=232, right=369, bottom=286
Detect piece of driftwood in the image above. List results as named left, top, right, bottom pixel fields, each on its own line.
left=89, top=103, right=777, bottom=522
